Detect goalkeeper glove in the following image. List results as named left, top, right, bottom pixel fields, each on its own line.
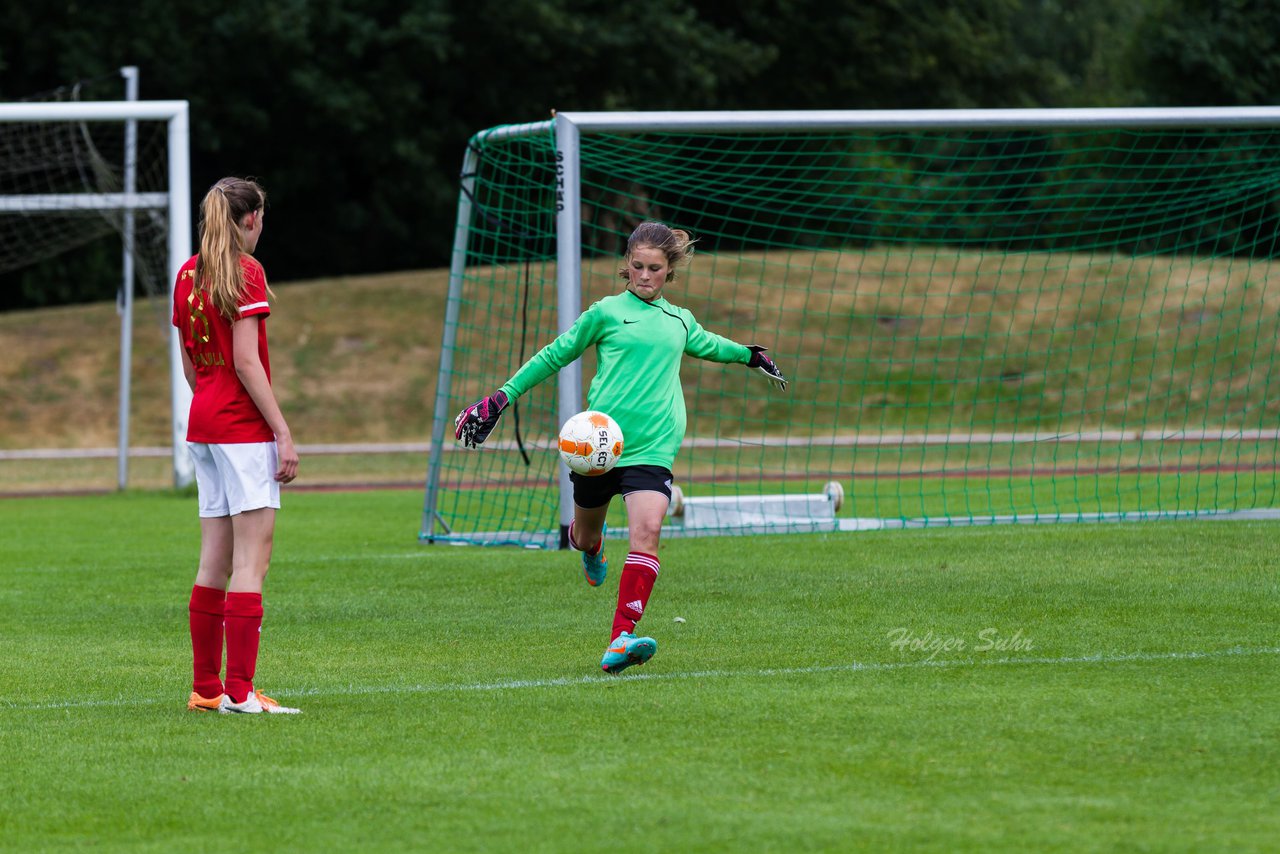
left=454, top=390, right=509, bottom=448
left=746, top=346, right=788, bottom=391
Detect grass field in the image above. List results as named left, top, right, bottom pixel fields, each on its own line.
left=3, top=488, right=1277, bottom=852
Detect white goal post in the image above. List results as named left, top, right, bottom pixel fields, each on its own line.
left=0, top=98, right=194, bottom=487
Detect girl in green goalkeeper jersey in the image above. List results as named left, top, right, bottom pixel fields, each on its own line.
left=454, top=221, right=787, bottom=673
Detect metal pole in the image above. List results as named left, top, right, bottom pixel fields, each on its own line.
left=421, top=141, right=482, bottom=542
left=554, top=116, right=583, bottom=548
left=116, top=66, right=139, bottom=490
left=167, top=104, right=194, bottom=488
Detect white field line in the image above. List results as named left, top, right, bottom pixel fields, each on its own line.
left=4, top=645, right=1276, bottom=713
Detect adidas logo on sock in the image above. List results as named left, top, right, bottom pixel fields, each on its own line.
left=626, top=599, right=644, bottom=614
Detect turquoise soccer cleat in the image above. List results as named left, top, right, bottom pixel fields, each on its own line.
left=600, top=632, right=657, bottom=674
left=582, top=548, right=607, bottom=587
left=575, top=522, right=607, bottom=587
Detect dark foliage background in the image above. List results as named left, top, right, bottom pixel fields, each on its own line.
left=1, top=0, right=1277, bottom=309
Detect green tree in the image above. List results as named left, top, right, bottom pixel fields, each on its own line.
left=692, top=0, right=1070, bottom=109
left=1127, top=0, right=1280, bottom=105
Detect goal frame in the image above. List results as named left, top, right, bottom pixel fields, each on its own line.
left=0, top=98, right=194, bottom=487
left=422, top=107, right=1280, bottom=546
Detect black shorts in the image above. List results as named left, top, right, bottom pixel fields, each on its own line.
left=571, top=464, right=673, bottom=509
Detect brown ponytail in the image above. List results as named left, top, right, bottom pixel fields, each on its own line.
left=618, top=220, right=696, bottom=282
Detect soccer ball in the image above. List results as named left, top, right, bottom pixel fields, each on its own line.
left=558, top=410, right=624, bottom=476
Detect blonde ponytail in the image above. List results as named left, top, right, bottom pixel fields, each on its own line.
left=195, top=178, right=269, bottom=319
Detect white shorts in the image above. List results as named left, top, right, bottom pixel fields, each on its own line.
left=187, top=441, right=281, bottom=518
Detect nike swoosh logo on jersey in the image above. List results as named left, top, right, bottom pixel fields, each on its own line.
left=623, top=319, right=639, bottom=324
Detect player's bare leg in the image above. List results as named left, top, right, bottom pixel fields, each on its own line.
left=622, top=491, right=667, bottom=556
left=195, top=517, right=233, bottom=590
left=228, top=507, right=275, bottom=595
left=570, top=502, right=610, bottom=586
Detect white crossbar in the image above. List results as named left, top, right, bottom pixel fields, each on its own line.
left=0, top=193, right=168, bottom=212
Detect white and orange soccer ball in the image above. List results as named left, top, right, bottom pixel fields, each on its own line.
left=558, top=410, right=624, bottom=476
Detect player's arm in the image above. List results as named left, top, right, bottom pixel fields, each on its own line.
left=232, top=316, right=299, bottom=483
left=684, top=313, right=788, bottom=391
left=180, top=347, right=196, bottom=392
left=172, top=281, right=197, bottom=392
left=455, top=306, right=603, bottom=448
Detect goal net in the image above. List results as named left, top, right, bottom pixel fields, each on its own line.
left=422, top=109, right=1280, bottom=547
left=0, top=76, right=193, bottom=487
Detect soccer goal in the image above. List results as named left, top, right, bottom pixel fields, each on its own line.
left=0, top=74, right=193, bottom=488
left=421, top=108, right=1280, bottom=548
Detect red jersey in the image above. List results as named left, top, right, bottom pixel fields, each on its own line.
left=171, top=253, right=276, bottom=443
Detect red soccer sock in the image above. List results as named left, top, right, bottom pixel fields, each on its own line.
left=612, top=551, right=659, bottom=639
left=224, top=591, right=264, bottom=704
left=569, top=520, right=602, bottom=556
left=188, top=584, right=226, bottom=698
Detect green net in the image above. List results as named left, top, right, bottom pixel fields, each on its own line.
left=423, top=118, right=1280, bottom=545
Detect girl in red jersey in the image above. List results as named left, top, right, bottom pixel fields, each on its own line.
left=173, top=177, right=300, bottom=714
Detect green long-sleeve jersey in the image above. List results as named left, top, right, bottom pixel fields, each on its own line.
left=500, top=291, right=751, bottom=469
